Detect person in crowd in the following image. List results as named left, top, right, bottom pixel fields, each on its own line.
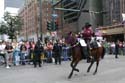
left=33, top=40, right=44, bottom=68
left=103, top=41, right=110, bottom=54
left=27, top=41, right=34, bottom=64
left=118, top=41, right=123, bottom=55
left=115, top=40, right=119, bottom=59
left=53, top=39, right=62, bottom=65
left=5, top=41, right=13, bottom=68
left=46, top=40, right=53, bottom=63
left=20, top=42, right=27, bottom=65
left=13, top=42, right=20, bottom=66
left=62, top=41, right=69, bottom=61
left=0, top=40, right=6, bottom=67
left=123, top=41, right=125, bottom=56
left=110, top=42, right=115, bottom=54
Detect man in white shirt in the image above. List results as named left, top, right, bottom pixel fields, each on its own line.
left=0, top=41, right=6, bottom=67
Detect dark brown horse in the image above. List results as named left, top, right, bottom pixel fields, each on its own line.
left=66, top=35, right=105, bottom=79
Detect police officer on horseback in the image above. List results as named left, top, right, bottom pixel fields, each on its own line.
left=81, top=22, right=95, bottom=63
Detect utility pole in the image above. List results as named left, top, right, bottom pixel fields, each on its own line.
left=38, top=0, right=43, bottom=41
left=52, top=0, right=55, bottom=31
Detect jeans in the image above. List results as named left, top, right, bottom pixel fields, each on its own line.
left=5, top=52, right=13, bottom=66
left=20, top=52, right=26, bottom=65
left=47, top=50, right=52, bottom=58
left=13, top=50, right=20, bottom=65
left=62, top=48, right=68, bottom=61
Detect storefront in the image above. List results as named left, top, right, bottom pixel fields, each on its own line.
left=98, top=24, right=125, bottom=42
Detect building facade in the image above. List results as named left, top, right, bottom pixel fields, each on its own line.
left=60, top=0, right=103, bottom=34
left=18, top=0, right=54, bottom=41
left=101, top=0, right=125, bottom=41
left=103, top=0, right=125, bottom=26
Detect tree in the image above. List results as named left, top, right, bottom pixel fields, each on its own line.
left=0, top=22, right=7, bottom=34
left=0, top=12, right=23, bottom=42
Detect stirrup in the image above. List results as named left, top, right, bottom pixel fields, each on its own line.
left=90, top=48, right=92, bottom=50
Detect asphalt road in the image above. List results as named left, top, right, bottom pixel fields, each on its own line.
left=0, top=55, right=125, bottom=83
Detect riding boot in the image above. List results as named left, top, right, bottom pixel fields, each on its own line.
left=86, top=48, right=91, bottom=63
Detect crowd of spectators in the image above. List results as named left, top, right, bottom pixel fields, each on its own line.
left=0, top=39, right=71, bottom=68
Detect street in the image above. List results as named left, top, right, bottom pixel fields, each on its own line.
left=0, top=55, right=125, bottom=83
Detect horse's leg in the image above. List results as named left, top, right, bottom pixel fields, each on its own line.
left=87, top=58, right=95, bottom=73
left=68, top=59, right=79, bottom=79
left=73, top=60, right=80, bottom=72
left=93, top=60, right=99, bottom=75
left=68, top=60, right=75, bottom=79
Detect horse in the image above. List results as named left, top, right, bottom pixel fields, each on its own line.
left=65, top=34, right=105, bottom=79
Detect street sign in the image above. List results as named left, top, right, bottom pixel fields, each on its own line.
left=52, top=14, right=58, bottom=18
left=51, top=31, right=57, bottom=37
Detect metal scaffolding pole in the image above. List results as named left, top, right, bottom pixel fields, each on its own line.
left=54, top=8, right=106, bottom=14
left=38, top=0, right=43, bottom=41
left=52, top=0, right=56, bottom=31
left=52, top=0, right=64, bottom=7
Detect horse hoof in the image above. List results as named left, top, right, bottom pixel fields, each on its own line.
left=93, top=72, right=97, bottom=75
left=76, top=69, right=79, bottom=72
left=68, top=73, right=72, bottom=79
left=74, top=69, right=79, bottom=72
left=68, top=76, right=71, bottom=79
left=87, top=70, right=90, bottom=73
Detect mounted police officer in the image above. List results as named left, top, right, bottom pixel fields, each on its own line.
left=81, top=22, right=94, bottom=63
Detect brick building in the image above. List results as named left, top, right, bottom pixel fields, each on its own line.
left=18, top=0, right=52, bottom=41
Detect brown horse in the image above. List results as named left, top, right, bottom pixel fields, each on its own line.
left=67, top=39, right=105, bottom=79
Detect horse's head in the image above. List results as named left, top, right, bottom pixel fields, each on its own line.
left=65, top=33, right=77, bottom=46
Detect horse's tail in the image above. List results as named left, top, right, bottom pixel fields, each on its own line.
left=101, top=46, right=106, bottom=59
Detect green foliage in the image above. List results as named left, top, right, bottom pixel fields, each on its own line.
left=0, top=12, right=23, bottom=41
left=0, top=22, right=7, bottom=34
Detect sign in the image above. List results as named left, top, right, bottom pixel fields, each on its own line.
left=52, top=14, right=58, bottom=18
left=51, top=31, right=57, bottom=37
left=122, top=13, right=125, bottom=21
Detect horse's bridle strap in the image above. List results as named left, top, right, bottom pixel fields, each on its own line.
left=70, top=42, right=79, bottom=48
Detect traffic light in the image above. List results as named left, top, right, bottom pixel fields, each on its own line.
left=47, top=21, right=52, bottom=30
left=47, top=21, right=58, bottom=31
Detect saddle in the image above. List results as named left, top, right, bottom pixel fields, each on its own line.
left=90, top=41, right=98, bottom=49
